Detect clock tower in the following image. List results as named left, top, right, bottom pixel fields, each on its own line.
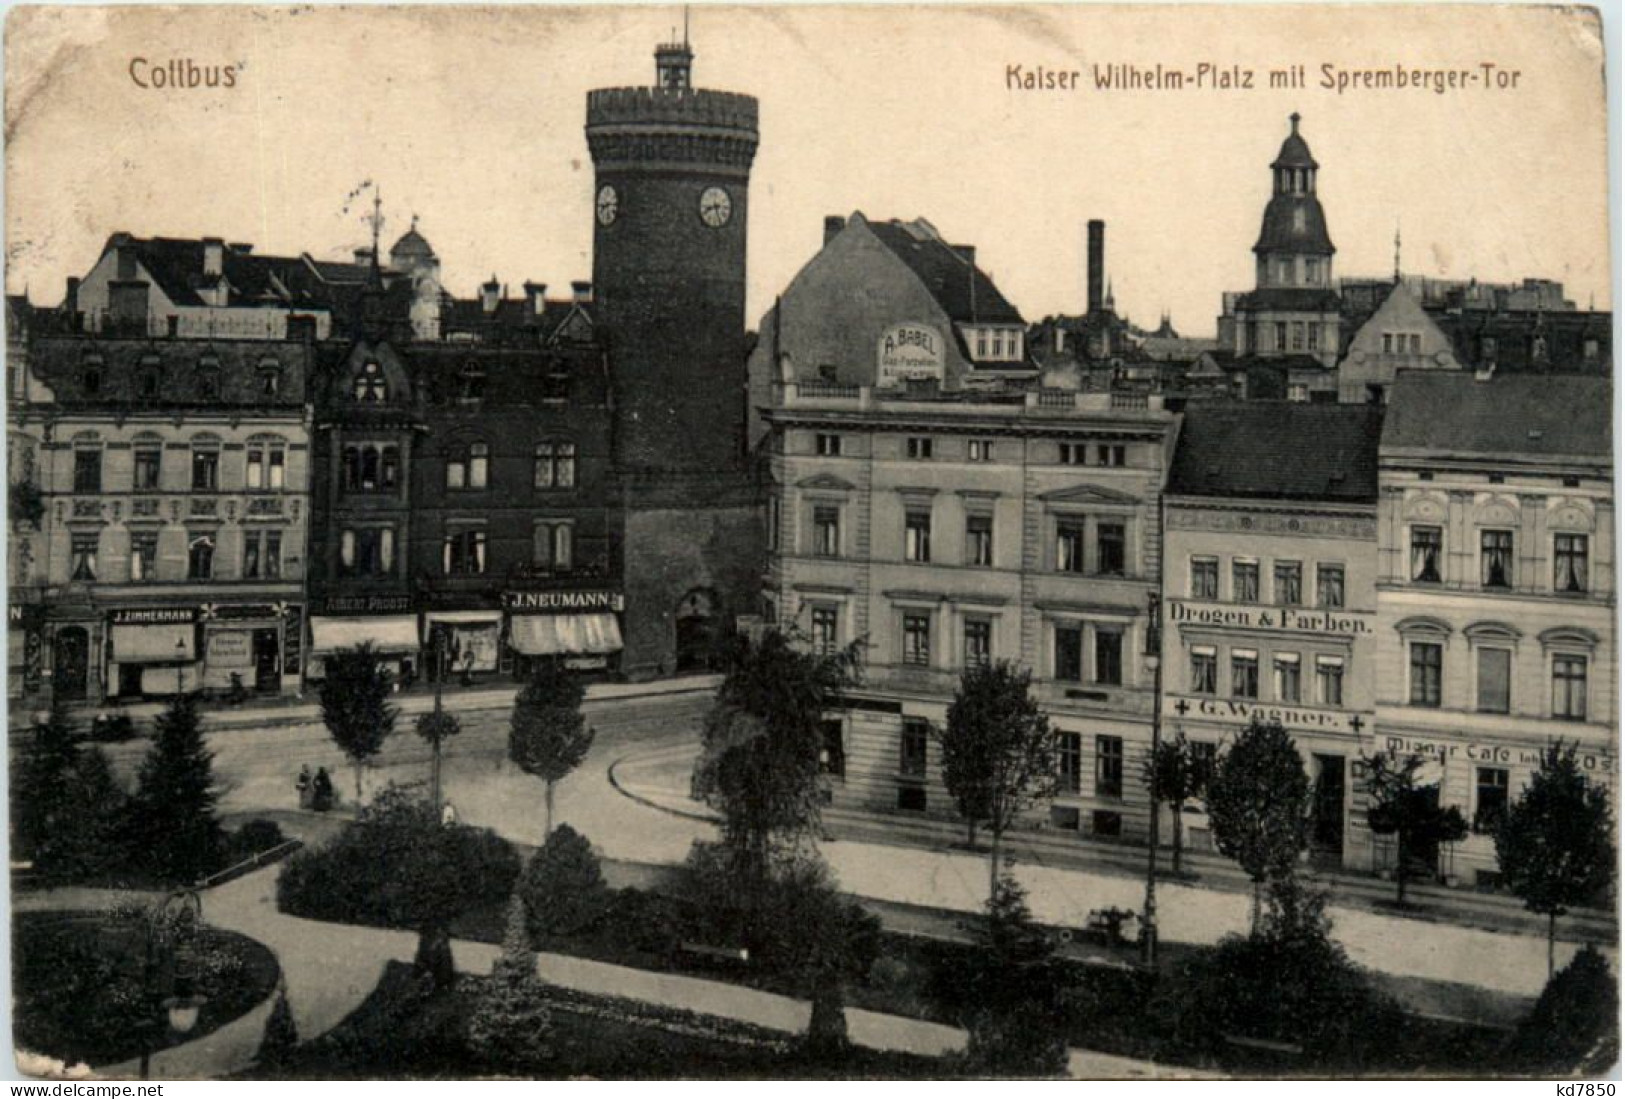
left=585, top=36, right=765, bottom=679
left=587, top=36, right=759, bottom=473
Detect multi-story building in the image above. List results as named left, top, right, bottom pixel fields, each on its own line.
left=8, top=294, right=49, bottom=707
left=23, top=332, right=313, bottom=704
left=1161, top=402, right=1384, bottom=869
left=755, top=211, right=1177, bottom=839
left=1374, top=371, right=1615, bottom=887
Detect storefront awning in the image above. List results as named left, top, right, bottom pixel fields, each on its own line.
left=509, top=613, right=623, bottom=656
left=421, top=610, right=502, bottom=640
left=309, top=615, right=420, bottom=656
left=111, top=623, right=196, bottom=663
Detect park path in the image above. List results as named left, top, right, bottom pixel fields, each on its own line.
left=18, top=864, right=1201, bottom=1080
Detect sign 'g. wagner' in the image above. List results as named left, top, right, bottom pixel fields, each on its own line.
left=877, top=323, right=945, bottom=385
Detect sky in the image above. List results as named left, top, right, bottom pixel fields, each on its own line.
left=4, top=4, right=1611, bottom=338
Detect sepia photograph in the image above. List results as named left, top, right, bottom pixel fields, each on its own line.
left=1, top=1, right=1616, bottom=1081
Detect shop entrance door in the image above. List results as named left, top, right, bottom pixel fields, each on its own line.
left=252, top=629, right=281, bottom=692
left=118, top=664, right=144, bottom=698
left=52, top=627, right=89, bottom=701
left=1312, top=753, right=1346, bottom=858
left=673, top=589, right=718, bottom=673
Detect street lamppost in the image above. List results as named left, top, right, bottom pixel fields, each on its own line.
left=431, top=624, right=448, bottom=812
left=138, top=888, right=206, bottom=1080
left=175, top=636, right=188, bottom=697
left=1141, top=589, right=1163, bottom=968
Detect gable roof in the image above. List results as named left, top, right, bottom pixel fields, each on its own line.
left=1381, top=372, right=1610, bottom=462
left=1168, top=401, right=1383, bottom=502
left=95, top=234, right=367, bottom=312
left=863, top=218, right=1024, bottom=327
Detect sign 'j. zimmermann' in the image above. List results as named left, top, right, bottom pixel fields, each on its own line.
left=1169, top=600, right=1371, bottom=635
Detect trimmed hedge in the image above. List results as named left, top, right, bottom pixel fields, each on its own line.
left=517, top=825, right=610, bottom=940
left=1504, top=944, right=1618, bottom=1075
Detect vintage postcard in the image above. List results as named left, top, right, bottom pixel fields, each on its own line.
left=3, top=1, right=1615, bottom=1082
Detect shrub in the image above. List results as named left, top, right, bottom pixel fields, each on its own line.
left=517, top=824, right=610, bottom=940
left=466, top=896, right=554, bottom=1069
left=951, top=1001, right=1070, bottom=1077
left=87, top=713, right=137, bottom=743
left=227, top=819, right=288, bottom=861
left=278, top=785, right=519, bottom=934
left=867, top=955, right=912, bottom=994
left=1150, top=923, right=1402, bottom=1070
left=1504, top=944, right=1618, bottom=1075
left=255, top=988, right=299, bottom=1068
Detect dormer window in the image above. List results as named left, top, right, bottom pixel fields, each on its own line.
left=353, top=360, right=387, bottom=402
left=259, top=361, right=282, bottom=397
left=196, top=362, right=220, bottom=400
left=138, top=357, right=162, bottom=399
left=80, top=359, right=103, bottom=396
left=459, top=363, right=486, bottom=403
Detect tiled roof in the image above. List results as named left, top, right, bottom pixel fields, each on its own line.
left=866, top=219, right=1024, bottom=326
left=1382, top=372, right=1610, bottom=461
left=101, top=235, right=367, bottom=311
left=1434, top=309, right=1611, bottom=377
left=1168, top=401, right=1383, bottom=501
left=30, top=334, right=311, bottom=407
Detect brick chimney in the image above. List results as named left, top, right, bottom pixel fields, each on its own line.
left=523, top=281, right=548, bottom=317
left=571, top=280, right=593, bottom=304
left=202, top=237, right=225, bottom=277
left=824, top=215, right=845, bottom=246
left=480, top=275, right=501, bottom=314
left=1087, top=220, right=1105, bottom=315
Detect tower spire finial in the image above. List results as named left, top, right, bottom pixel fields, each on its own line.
left=683, top=4, right=690, bottom=47
left=1393, top=221, right=1402, bottom=283
left=1290, top=111, right=1300, bottom=134
left=369, top=185, right=383, bottom=272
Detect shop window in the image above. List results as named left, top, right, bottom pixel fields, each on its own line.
left=1056, top=520, right=1085, bottom=573
left=1092, top=811, right=1123, bottom=838
left=1409, top=642, right=1442, bottom=707
left=901, top=612, right=931, bottom=666
left=1057, top=732, right=1082, bottom=795
left=1054, top=624, right=1083, bottom=682
left=897, top=785, right=927, bottom=812
left=1554, top=534, right=1589, bottom=593
left=1050, top=806, right=1081, bottom=831
left=1275, top=561, right=1302, bottom=606
left=70, top=534, right=98, bottom=581
left=1411, top=526, right=1443, bottom=582
left=966, top=515, right=993, bottom=567
left=1317, top=564, right=1345, bottom=608
left=1191, top=556, right=1219, bottom=600
left=904, top=509, right=932, bottom=563
left=963, top=617, right=992, bottom=668
left=1095, top=735, right=1123, bottom=798
left=1190, top=646, right=1217, bottom=694
left=1480, top=530, right=1514, bottom=589
left=187, top=535, right=215, bottom=580
left=1552, top=655, right=1587, bottom=721
left=1476, top=648, right=1511, bottom=714
left=1473, top=767, right=1509, bottom=834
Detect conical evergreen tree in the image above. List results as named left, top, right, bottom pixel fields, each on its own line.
left=11, top=709, right=84, bottom=873
left=255, top=987, right=300, bottom=1069
left=132, top=694, right=223, bottom=884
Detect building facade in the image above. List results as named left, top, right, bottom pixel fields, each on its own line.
left=1373, top=371, right=1615, bottom=887
left=1161, top=402, right=1385, bottom=869
left=23, top=333, right=313, bottom=704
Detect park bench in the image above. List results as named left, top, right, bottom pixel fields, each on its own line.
left=678, top=941, right=750, bottom=966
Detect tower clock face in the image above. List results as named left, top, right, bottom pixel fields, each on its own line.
left=698, top=186, right=732, bottom=228
left=596, top=185, right=619, bottom=226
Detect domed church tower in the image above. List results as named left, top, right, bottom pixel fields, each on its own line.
left=586, top=34, right=759, bottom=472
left=1253, top=113, right=1336, bottom=291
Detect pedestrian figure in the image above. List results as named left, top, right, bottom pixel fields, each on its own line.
left=296, top=764, right=312, bottom=810
left=441, top=800, right=458, bottom=827
left=312, top=766, right=334, bottom=812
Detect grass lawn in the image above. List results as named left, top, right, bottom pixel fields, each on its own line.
left=443, top=887, right=1512, bottom=1076
left=13, top=910, right=280, bottom=1068
left=256, top=961, right=947, bottom=1080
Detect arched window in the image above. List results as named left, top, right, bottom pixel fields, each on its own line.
left=447, top=442, right=488, bottom=490
left=353, top=360, right=387, bottom=402
left=534, top=440, right=576, bottom=488
left=187, top=535, right=215, bottom=580
left=246, top=434, right=288, bottom=491
left=259, top=359, right=283, bottom=397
